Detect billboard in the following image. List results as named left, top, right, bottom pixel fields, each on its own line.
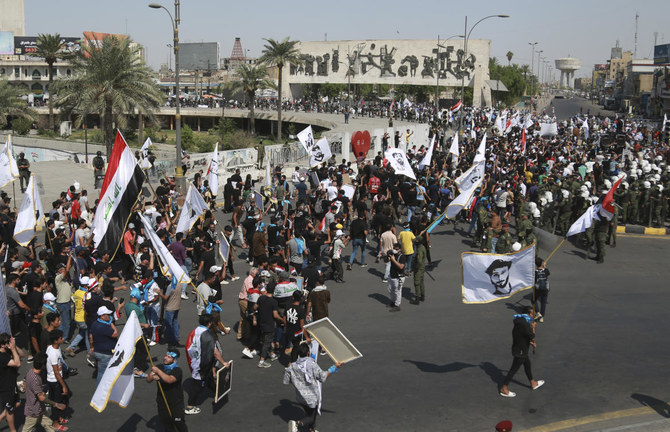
left=0, top=32, right=14, bottom=55
left=180, top=42, right=220, bottom=70
left=82, top=31, right=126, bottom=48
left=14, top=36, right=82, bottom=55
left=654, top=44, right=670, bottom=65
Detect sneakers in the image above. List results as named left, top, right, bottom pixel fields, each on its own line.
left=409, top=299, right=420, bottom=305
left=257, top=360, right=272, bottom=368
left=389, top=306, right=401, bottom=312
left=288, top=420, right=298, bottom=432
left=231, top=276, right=240, bottom=281
left=86, top=356, right=96, bottom=368
left=221, top=280, right=230, bottom=285
left=538, top=317, right=544, bottom=323
left=65, top=347, right=76, bottom=357
left=270, top=353, right=279, bottom=362
left=181, top=293, right=190, bottom=300
left=382, top=278, right=388, bottom=283
left=185, top=406, right=201, bottom=415
left=346, top=263, right=352, bottom=270
left=149, top=341, right=157, bottom=347
left=242, top=348, right=254, bottom=359
left=133, top=369, right=148, bottom=378
left=360, top=264, right=368, bottom=268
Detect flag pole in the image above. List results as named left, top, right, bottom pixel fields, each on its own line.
left=143, top=170, right=170, bottom=214
left=544, top=238, right=565, bottom=265
left=141, top=334, right=176, bottom=429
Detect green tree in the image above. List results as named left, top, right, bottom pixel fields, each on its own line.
left=259, top=37, right=301, bottom=142
left=35, top=33, right=65, bottom=131
left=12, top=118, right=32, bottom=135
left=506, top=51, right=514, bottom=66
left=0, top=79, right=34, bottom=128
left=229, top=63, right=273, bottom=136
left=53, top=35, right=164, bottom=157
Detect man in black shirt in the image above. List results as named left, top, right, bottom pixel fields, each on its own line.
left=347, top=215, right=369, bottom=270
left=0, top=333, right=22, bottom=432
left=499, top=306, right=545, bottom=397
left=283, top=291, right=308, bottom=364
left=255, top=286, right=281, bottom=368
left=147, top=350, right=188, bottom=432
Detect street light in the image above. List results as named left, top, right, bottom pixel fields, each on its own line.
left=536, top=50, right=543, bottom=92
left=528, top=42, right=538, bottom=95
left=459, top=14, right=510, bottom=137
left=149, top=1, right=184, bottom=183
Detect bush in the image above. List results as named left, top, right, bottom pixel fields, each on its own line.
left=144, top=126, right=167, bottom=144
left=181, top=124, right=195, bottom=150
left=222, top=130, right=255, bottom=150
left=88, top=129, right=104, bottom=143
left=12, top=118, right=32, bottom=135
left=37, top=128, right=58, bottom=138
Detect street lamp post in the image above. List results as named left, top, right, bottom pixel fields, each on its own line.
left=149, top=1, right=184, bottom=184
left=528, top=42, right=538, bottom=96
left=536, top=50, right=543, bottom=91
left=459, top=14, right=509, bottom=137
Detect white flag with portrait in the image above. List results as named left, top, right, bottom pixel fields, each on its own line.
left=384, top=148, right=416, bottom=180
left=139, top=138, right=152, bottom=169
left=207, top=143, right=219, bottom=196
left=13, top=175, right=45, bottom=247
left=461, top=244, right=536, bottom=304
left=309, top=138, right=332, bottom=168
left=90, top=311, right=143, bottom=412
left=447, top=162, right=485, bottom=219
left=139, top=213, right=191, bottom=285
left=297, top=125, right=316, bottom=153
left=0, top=136, right=19, bottom=188
left=176, top=184, right=208, bottom=233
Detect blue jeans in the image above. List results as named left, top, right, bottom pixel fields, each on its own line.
left=144, top=304, right=159, bottom=342
left=407, top=206, right=416, bottom=222
left=405, top=253, right=414, bottom=274
left=57, top=302, right=72, bottom=340
left=95, top=352, right=113, bottom=386
left=180, top=265, right=188, bottom=295
left=164, top=309, right=180, bottom=346
left=68, top=321, right=89, bottom=351
left=349, top=238, right=367, bottom=265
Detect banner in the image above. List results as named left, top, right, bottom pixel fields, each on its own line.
left=461, top=244, right=536, bottom=304
left=13, top=175, right=45, bottom=247
left=473, top=132, right=487, bottom=164
left=539, top=122, right=558, bottom=137
left=139, top=138, right=152, bottom=169
left=297, top=125, right=316, bottom=153
left=309, top=138, right=332, bottom=168
left=0, top=136, right=19, bottom=188
left=448, top=134, right=459, bottom=165
left=384, top=148, right=416, bottom=180
left=176, top=184, right=208, bottom=233
left=139, top=213, right=191, bottom=285
left=418, top=136, right=435, bottom=170
left=207, top=143, right=219, bottom=196
left=566, top=204, right=598, bottom=237
left=90, top=311, right=143, bottom=412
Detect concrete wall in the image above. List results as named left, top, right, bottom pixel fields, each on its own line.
left=0, top=0, right=25, bottom=37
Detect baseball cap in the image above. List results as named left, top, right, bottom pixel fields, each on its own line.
left=335, top=229, right=344, bottom=237
left=335, top=223, right=343, bottom=229
left=43, top=292, right=56, bottom=302
left=209, top=265, right=222, bottom=273
left=97, top=306, right=114, bottom=316
left=128, top=223, right=135, bottom=229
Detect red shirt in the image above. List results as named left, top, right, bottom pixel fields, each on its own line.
left=123, top=230, right=134, bottom=255
left=368, top=176, right=380, bottom=194
left=71, top=200, right=81, bottom=220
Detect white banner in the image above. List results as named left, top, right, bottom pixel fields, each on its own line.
left=418, top=136, right=435, bottom=170
left=176, top=184, right=208, bottom=233
left=297, top=125, right=316, bottom=153
left=566, top=204, right=598, bottom=237
left=208, top=143, right=219, bottom=196
left=0, top=136, right=18, bottom=188
left=447, top=162, right=485, bottom=219
left=310, top=137, right=332, bottom=168
left=461, top=244, right=536, bottom=304
left=540, top=122, right=558, bottom=137
left=139, top=137, right=152, bottom=169
left=473, top=132, right=487, bottom=164
left=384, top=148, right=416, bottom=180
left=13, top=175, right=45, bottom=247
left=139, top=213, right=191, bottom=285
left=90, top=311, right=143, bottom=412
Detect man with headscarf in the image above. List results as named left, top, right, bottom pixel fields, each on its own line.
left=146, top=350, right=188, bottom=432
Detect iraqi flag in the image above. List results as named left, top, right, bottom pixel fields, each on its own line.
left=598, top=174, right=625, bottom=221
left=186, top=326, right=209, bottom=380
left=92, top=131, right=144, bottom=257
left=520, top=128, right=527, bottom=155
left=449, top=100, right=462, bottom=113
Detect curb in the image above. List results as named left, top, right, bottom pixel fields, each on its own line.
left=616, top=225, right=670, bottom=235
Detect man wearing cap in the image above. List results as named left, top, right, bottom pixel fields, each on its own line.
left=147, top=350, right=187, bottom=431
left=125, top=288, right=150, bottom=377
left=328, top=230, right=347, bottom=283
left=294, top=176, right=308, bottom=202
left=89, top=306, right=119, bottom=385
left=386, top=243, right=406, bottom=312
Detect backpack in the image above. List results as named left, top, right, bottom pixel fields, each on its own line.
left=535, top=269, right=549, bottom=292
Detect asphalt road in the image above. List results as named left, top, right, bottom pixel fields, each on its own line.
left=22, top=215, right=669, bottom=432
left=552, top=97, right=616, bottom=121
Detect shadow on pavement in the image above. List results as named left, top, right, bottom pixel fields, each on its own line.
left=403, top=360, right=475, bottom=374
left=368, top=293, right=390, bottom=306
left=116, top=413, right=158, bottom=432
left=366, top=268, right=384, bottom=278
left=631, top=393, right=670, bottom=418
left=272, top=399, right=337, bottom=422
left=479, top=362, right=505, bottom=385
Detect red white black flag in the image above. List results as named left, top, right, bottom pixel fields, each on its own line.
left=92, top=131, right=144, bottom=257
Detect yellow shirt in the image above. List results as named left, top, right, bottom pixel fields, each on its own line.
left=398, top=230, right=415, bottom=255
left=73, top=289, right=86, bottom=322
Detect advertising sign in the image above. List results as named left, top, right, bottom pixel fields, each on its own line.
left=0, top=32, right=14, bottom=55
left=14, top=36, right=82, bottom=55
left=654, top=44, right=670, bottom=65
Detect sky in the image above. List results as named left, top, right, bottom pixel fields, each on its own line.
left=23, top=0, right=670, bottom=79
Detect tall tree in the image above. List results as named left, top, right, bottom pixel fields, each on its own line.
left=230, top=64, right=273, bottom=135
left=0, top=79, right=34, bottom=128
left=35, top=33, right=65, bottom=131
left=506, top=51, right=514, bottom=66
left=53, top=35, right=164, bottom=156
left=259, top=37, right=301, bottom=142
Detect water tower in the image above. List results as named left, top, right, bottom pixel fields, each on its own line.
left=555, top=58, right=581, bottom=89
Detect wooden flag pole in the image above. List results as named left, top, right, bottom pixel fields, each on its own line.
left=544, top=238, right=566, bottom=265
left=141, top=334, right=175, bottom=429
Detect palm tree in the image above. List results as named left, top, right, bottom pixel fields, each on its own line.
left=506, top=51, right=514, bottom=66
left=230, top=64, right=273, bottom=135
left=0, top=79, right=34, bottom=128
left=259, top=37, right=301, bottom=142
left=53, top=35, right=164, bottom=156
left=35, top=33, right=64, bottom=131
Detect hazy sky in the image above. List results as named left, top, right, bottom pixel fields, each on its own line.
left=24, top=0, right=670, bottom=79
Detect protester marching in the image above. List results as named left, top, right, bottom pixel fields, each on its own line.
left=0, top=97, right=667, bottom=432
